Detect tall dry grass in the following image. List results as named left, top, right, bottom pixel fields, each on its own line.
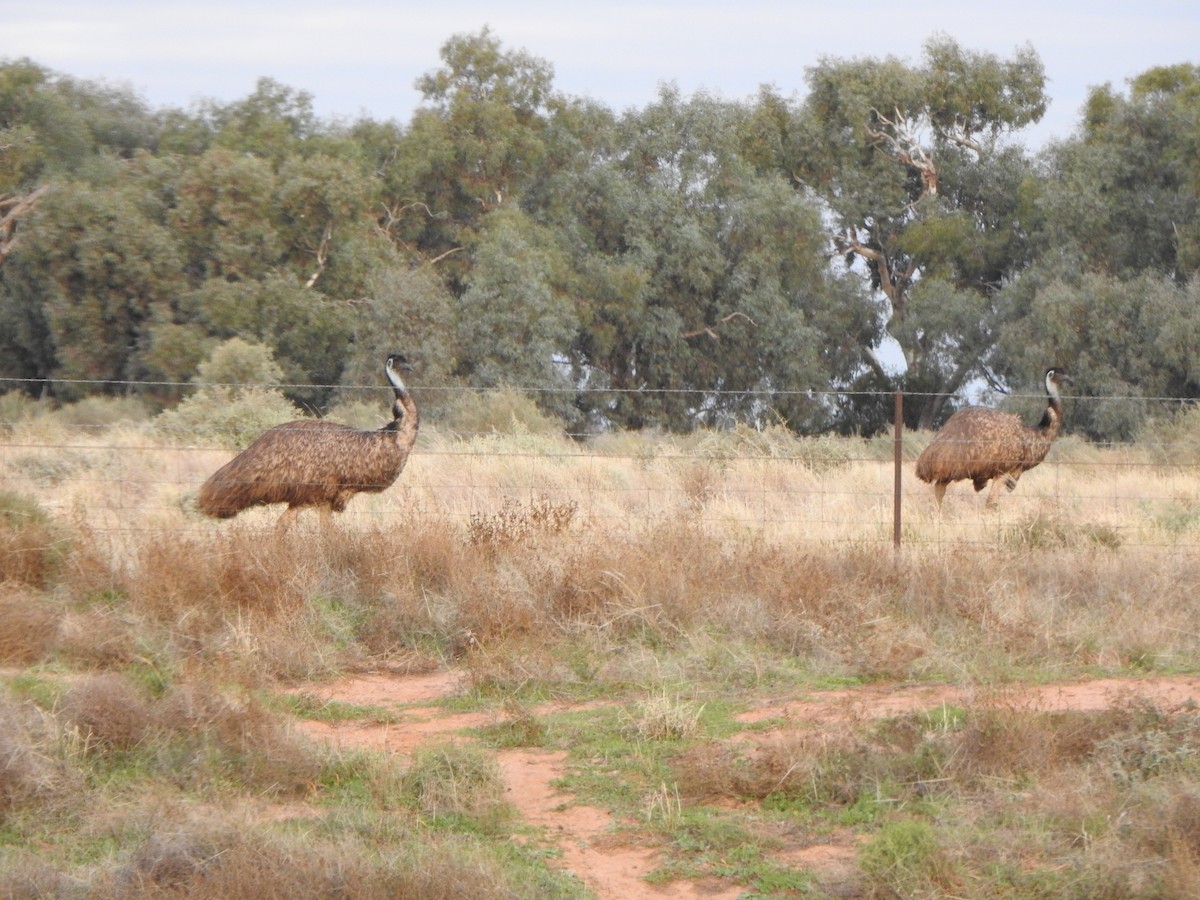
left=2, top=414, right=1199, bottom=686
left=2, top=402, right=1200, bottom=895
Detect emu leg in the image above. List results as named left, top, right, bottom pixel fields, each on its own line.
left=932, top=482, right=947, bottom=507
left=277, top=505, right=302, bottom=530
left=985, top=473, right=1020, bottom=508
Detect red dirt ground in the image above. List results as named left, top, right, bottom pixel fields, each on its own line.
left=293, top=671, right=1200, bottom=898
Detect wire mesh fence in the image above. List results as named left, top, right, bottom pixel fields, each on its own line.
left=2, top=377, right=1198, bottom=553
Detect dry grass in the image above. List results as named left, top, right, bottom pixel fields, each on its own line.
left=2, top=409, right=1200, bottom=895
left=2, top=418, right=1199, bottom=686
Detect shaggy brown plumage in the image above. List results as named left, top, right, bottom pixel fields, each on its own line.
left=197, top=354, right=418, bottom=526
left=915, top=367, right=1072, bottom=507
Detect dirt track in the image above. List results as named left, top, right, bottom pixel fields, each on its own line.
left=294, top=672, right=1200, bottom=898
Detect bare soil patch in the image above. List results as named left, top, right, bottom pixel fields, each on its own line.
left=294, top=671, right=1200, bottom=898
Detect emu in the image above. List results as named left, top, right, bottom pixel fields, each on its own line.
left=197, top=353, right=418, bottom=527
left=915, top=367, right=1073, bottom=507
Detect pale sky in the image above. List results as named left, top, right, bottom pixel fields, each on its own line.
left=3, top=1, right=1199, bottom=149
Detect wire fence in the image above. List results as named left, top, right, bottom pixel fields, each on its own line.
left=2, top=377, right=1199, bottom=553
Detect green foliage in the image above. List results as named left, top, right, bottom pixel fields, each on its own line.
left=0, top=44, right=1197, bottom=442
left=439, top=386, right=565, bottom=436
left=180, top=274, right=354, bottom=407
left=403, top=742, right=512, bottom=830
left=338, top=264, right=458, bottom=414
left=995, top=272, right=1200, bottom=438
left=157, top=338, right=301, bottom=445
left=45, top=395, right=151, bottom=428
left=860, top=819, right=951, bottom=894
left=794, top=37, right=1047, bottom=427
left=190, top=336, right=285, bottom=390
left=1045, top=63, right=1200, bottom=279
left=3, top=172, right=183, bottom=399
left=456, top=206, right=577, bottom=409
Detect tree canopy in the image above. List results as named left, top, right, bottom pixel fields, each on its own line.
left=1, top=33, right=1198, bottom=440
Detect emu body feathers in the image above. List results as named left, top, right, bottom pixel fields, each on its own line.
left=915, top=367, right=1072, bottom=506
left=197, top=354, right=418, bottom=525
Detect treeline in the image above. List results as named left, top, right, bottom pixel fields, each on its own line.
left=1, top=29, right=1198, bottom=439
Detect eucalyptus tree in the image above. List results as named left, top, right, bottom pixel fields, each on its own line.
left=455, top=205, right=578, bottom=418
left=0, top=164, right=183, bottom=400
left=0, top=58, right=160, bottom=271
left=205, top=77, right=321, bottom=163
left=1036, top=63, right=1200, bottom=281
left=384, top=28, right=557, bottom=287
left=790, top=36, right=1047, bottom=427
left=539, top=86, right=874, bottom=431
left=994, top=272, right=1200, bottom=440
left=990, top=64, right=1200, bottom=438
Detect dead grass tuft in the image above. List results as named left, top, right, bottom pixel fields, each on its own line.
left=91, top=828, right=546, bottom=900
left=0, top=585, right=61, bottom=665
left=0, top=695, right=63, bottom=815
left=156, top=681, right=324, bottom=794
left=403, top=741, right=512, bottom=826
left=467, top=493, right=577, bottom=552
left=62, top=673, right=155, bottom=752
left=0, top=489, right=69, bottom=589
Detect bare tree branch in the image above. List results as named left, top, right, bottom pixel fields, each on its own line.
left=682, top=311, right=757, bottom=341
left=866, top=107, right=939, bottom=197
left=421, top=246, right=464, bottom=268
left=0, top=184, right=49, bottom=268
left=304, top=220, right=333, bottom=288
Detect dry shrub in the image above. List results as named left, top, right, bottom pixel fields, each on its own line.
left=58, top=673, right=322, bottom=794
left=467, top=493, right=577, bottom=553
left=1091, top=703, right=1200, bottom=785
left=622, top=690, right=705, bottom=742
left=353, top=520, right=467, bottom=657
left=393, top=839, right=536, bottom=900
left=943, top=698, right=1186, bottom=786
left=460, top=632, right=566, bottom=694
left=48, top=395, right=151, bottom=429
left=438, top=387, right=565, bottom=437
left=668, top=743, right=746, bottom=802
left=0, top=694, right=64, bottom=815
left=0, top=850, right=79, bottom=898
left=85, top=822, right=536, bottom=900
left=403, top=741, right=511, bottom=826
left=134, top=527, right=310, bottom=618
left=157, top=681, right=323, bottom=794
left=0, top=585, right=61, bottom=664
left=0, top=489, right=69, bottom=588
left=1164, top=790, right=1200, bottom=898
left=55, top=606, right=142, bottom=668
left=673, top=728, right=876, bottom=806
left=62, top=673, right=155, bottom=752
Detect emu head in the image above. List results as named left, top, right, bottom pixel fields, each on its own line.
left=385, top=353, right=413, bottom=388
left=1044, top=367, right=1073, bottom=399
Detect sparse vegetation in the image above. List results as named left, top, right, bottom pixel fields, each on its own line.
left=2, top=414, right=1200, bottom=896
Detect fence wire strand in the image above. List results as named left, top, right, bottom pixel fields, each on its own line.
left=2, top=379, right=1198, bottom=552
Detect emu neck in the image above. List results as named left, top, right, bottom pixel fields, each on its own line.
left=1036, top=396, right=1063, bottom=437
left=383, top=391, right=420, bottom=451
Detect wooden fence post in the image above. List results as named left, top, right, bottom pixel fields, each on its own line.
left=893, top=390, right=903, bottom=551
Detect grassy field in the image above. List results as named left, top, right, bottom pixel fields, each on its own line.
left=2, top=395, right=1200, bottom=897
